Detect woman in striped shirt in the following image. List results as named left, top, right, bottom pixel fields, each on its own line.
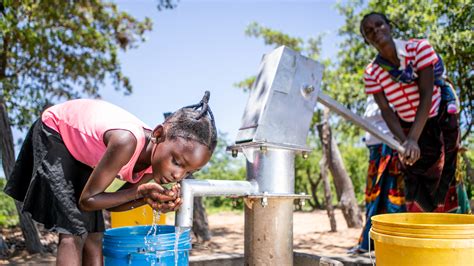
left=359, top=12, right=470, bottom=213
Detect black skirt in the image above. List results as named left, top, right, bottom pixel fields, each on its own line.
left=399, top=102, right=462, bottom=212
left=4, top=119, right=104, bottom=236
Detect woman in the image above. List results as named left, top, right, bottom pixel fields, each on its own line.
left=359, top=12, right=470, bottom=213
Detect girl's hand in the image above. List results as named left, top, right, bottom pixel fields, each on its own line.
left=400, top=139, right=420, bottom=166
left=157, top=183, right=182, bottom=213
left=137, top=183, right=182, bottom=213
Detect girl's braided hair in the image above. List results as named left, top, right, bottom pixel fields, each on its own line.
left=164, top=91, right=218, bottom=153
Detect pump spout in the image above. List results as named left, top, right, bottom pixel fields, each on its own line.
left=175, top=179, right=259, bottom=228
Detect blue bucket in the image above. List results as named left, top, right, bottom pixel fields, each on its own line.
left=103, top=225, right=191, bottom=266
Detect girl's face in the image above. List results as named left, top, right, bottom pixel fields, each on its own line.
left=362, top=14, right=392, bottom=49
left=150, top=137, right=212, bottom=184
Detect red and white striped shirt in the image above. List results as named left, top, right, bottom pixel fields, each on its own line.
left=364, top=39, right=441, bottom=122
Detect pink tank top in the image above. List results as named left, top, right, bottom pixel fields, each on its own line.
left=42, top=99, right=152, bottom=183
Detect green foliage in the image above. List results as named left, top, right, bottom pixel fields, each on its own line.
left=0, top=0, right=152, bottom=129
left=340, top=144, right=368, bottom=202
left=0, top=178, right=18, bottom=227
left=460, top=149, right=474, bottom=200
left=233, top=76, right=256, bottom=93
left=156, top=0, right=179, bottom=11
left=295, top=135, right=324, bottom=208
left=194, top=133, right=247, bottom=210
left=295, top=135, right=369, bottom=207
left=245, top=22, right=304, bottom=52
left=235, top=22, right=328, bottom=92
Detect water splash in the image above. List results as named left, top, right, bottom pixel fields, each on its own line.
left=144, top=210, right=161, bottom=252
left=174, top=226, right=185, bottom=266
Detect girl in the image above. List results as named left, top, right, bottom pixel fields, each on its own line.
left=4, top=91, right=217, bottom=265
left=360, top=12, right=470, bottom=213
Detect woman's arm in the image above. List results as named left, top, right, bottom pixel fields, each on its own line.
left=402, top=65, right=434, bottom=164
left=408, top=65, right=434, bottom=142
left=373, top=91, right=406, bottom=142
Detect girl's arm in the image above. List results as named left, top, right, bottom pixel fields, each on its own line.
left=78, top=129, right=140, bottom=212
left=78, top=131, right=178, bottom=212
left=373, top=91, right=406, bottom=142
left=105, top=174, right=153, bottom=212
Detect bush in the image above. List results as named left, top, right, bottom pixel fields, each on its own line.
left=460, top=149, right=473, bottom=200
left=0, top=178, right=19, bottom=227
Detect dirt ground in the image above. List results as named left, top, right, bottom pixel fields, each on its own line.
left=1, top=209, right=362, bottom=265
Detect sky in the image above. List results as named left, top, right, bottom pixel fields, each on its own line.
left=100, top=0, right=345, bottom=139
left=2, top=0, right=347, bottom=177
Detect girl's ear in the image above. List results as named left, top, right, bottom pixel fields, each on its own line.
left=152, top=125, right=166, bottom=144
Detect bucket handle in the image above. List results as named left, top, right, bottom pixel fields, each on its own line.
left=368, top=230, right=375, bottom=266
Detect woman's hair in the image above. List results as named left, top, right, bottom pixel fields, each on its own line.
left=359, top=12, right=392, bottom=42
left=164, top=91, right=218, bottom=153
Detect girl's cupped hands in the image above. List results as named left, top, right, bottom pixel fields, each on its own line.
left=137, top=183, right=182, bottom=212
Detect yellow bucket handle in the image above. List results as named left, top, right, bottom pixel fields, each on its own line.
left=369, top=231, right=375, bottom=266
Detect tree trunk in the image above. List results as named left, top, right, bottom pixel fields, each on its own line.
left=0, top=235, right=7, bottom=258
left=307, top=170, right=322, bottom=209
left=186, top=175, right=211, bottom=242
left=0, top=100, right=44, bottom=254
left=320, top=153, right=337, bottom=232
left=317, top=107, right=363, bottom=228
left=192, top=197, right=211, bottom=242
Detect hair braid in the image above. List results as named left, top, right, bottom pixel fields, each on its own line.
left=164, top=91, right=218, bottom=152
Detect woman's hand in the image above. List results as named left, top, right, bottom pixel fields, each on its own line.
left=137, top=183, right=182, bottom=213
left=400, top=139, right=420, bottom=166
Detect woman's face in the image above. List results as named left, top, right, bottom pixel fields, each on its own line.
left=150, top=137, right=212, bottom=184
left=362, top=14, right=392, bottom=49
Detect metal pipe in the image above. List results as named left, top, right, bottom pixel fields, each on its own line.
left=175, top=179, right=259, bottom=228
left=317, top=93, right=405, bottom=154
left=246, top=148, right=295, bottom=194
left=243, top=147, right=297, bottom=264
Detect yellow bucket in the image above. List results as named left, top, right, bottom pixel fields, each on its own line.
left=110, top=205, right=166, bottom=228
left=105, top=178, right=167, bottom=228
left=370, top=213, right=474, bottom=266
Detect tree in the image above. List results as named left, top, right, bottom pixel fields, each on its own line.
left=317, top=109, right=338, bottom=232
left=317, top=108, right=363, bottom=228
left=0, top=0, right=152, bottom=254
left=236, top=22, right=363, bottom=228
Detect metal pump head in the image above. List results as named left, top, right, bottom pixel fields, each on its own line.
left=236, top=46, right=324, bottom=148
